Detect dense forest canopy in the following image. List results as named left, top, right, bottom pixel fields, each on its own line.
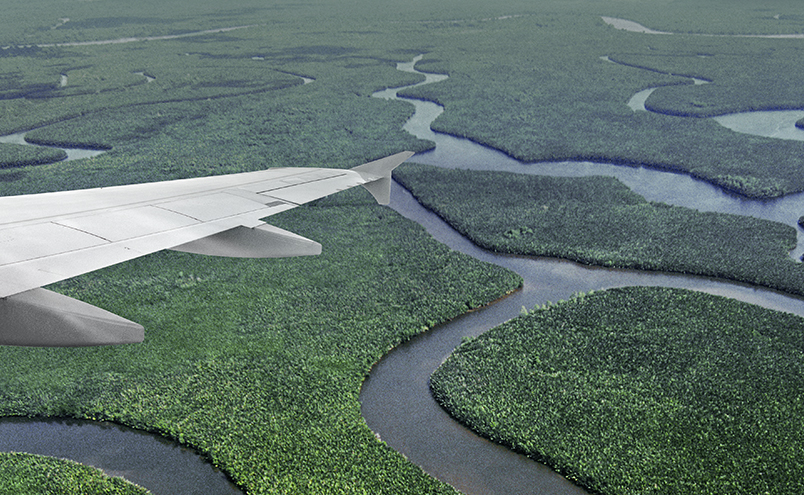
left=1, top=0, right=802, bottom=493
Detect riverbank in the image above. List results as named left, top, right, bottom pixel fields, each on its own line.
left=431, top=287, right=804, bottom=494
left=362, top=52, right=804, bottom=494
left=395, top=164, right=804, bottom=296
left=0, top=417, right=239, bottom=494
left=0, top=451, right=149, bottom=494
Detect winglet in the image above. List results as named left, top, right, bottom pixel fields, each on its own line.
left=351, top=151, right=415, bottom=204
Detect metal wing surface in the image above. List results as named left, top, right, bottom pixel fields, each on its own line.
left=0, top=151, right=413, bottom=346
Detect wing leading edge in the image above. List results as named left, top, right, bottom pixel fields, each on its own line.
left=0, top=151, right=414, bottom=346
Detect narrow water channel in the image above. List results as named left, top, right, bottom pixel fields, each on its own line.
left=360, top=55, right=804, bottom=494
left=2, top=53, right=803, bottom=494
left=0, top=131, right=105, bottom=162
left=0, top=417, right=242, bottom=494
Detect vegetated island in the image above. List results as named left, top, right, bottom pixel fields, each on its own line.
left=0, top=143, right=66, bottom=169
left=430, top=286, right=804, bottom=494
left=0, top=451, right=150, bottom=494
left=394, top=163, right=804, bottom=297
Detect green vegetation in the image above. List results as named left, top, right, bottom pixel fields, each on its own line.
left=395, top=163, right=804, bottom=296
left=0, top=142, right=65, bottom=168
left=431, top=286, right=804, bottom=494
left=614, top=43, right=804, bottom=118
left=0, top=1, right=486, bottom=490
left=0, top=39, right=430, bottom=189
left=5, top=92, right=431, bottom=194
left=0, top=191, right=521, bottom=493
left=2, top=0, right=804, bottom=491
left=0, top=452, right=149, bottom=494
left=2, top=1, right=803, bottom=197
left=399, top=4, right=804, bottom=198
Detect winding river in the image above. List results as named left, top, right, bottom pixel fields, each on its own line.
left=0, top=131, right=105, bottom=162
left=360, top=56, right=804, bottom=494
left=0, top=417, right=241, bottom=494
left=2, top=50, right=804, bottom=493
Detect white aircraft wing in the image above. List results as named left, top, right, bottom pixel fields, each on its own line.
left=0, top=151, right=414, bottom=347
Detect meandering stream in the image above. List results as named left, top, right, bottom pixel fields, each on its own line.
left=0, top=417, right=241, bottom=494
left=360, top=55, right=804, bottom=494
left=0, top=131, right=105, bottom=162
left=3, top=51, right=804, bottom=494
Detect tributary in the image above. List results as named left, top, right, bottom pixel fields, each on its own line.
left=360, top=55, right=804, bottom=494
left=0, top=131, right=105, bottom=162
left=2, top=53, right=804, bottom=494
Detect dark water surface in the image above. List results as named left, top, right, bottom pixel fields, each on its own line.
left=3, top=54, right=804, bottom=495
left=0, top=417, right=242, bottom=494
left=0, top=131, right=105, bottom=161
left=361, top=56, right=804, bottom=494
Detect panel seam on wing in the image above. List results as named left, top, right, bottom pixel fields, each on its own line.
left=52, top=221, right=114, bottom=243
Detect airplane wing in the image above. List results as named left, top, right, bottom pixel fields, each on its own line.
left=0, top=151, right=414, bottom=347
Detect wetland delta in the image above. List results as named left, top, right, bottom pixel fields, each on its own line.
left=1, top=1, right=804, bottom=494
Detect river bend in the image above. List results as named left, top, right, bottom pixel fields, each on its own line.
left=361, top=55, right=804, bottom=494
left=2, top=53, right=804, bottom=494
left=0, top=417, right=241, bottom=494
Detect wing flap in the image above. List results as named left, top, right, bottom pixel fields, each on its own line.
left=157, top=192, right=273, bottom=221
left=0, top=222, right=106, bottom=266
left=239, top=169, right=365, bottom=205
left=0, top=288, right=143, bottom=346
left=171, top=224, right=322, bottom=258
left=55, top=206, right=198, bottom=243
